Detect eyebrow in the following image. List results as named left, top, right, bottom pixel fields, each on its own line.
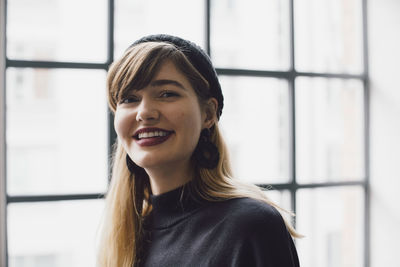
left=150, top=79, right=187, bottom=90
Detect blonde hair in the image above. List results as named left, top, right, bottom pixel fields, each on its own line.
left=97, top=41, right=300, bottom=267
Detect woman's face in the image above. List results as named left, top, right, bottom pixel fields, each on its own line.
left=114, top=60, right=211, bottom=171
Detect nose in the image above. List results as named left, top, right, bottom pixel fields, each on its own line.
left=136, top=97, right=159, bottom=122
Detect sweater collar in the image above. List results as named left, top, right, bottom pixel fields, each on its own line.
left=146, top=182, right=207, bottom=229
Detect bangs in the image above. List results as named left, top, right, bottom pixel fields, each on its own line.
left=107, top=42, right=210, bottom=112
left=107, top=42, right=175, bottom=111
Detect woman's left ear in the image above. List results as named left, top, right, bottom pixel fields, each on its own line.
left=202, top=98, right=218, bottom=128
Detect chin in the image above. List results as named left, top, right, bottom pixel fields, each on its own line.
left=133, top=157, right=168, bottom=170
left=135, top=155, right=190, bottom=171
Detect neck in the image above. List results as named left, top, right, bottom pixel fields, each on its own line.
left=145, top=160, right=194, bottom=195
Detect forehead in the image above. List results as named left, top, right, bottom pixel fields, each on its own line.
left=150, top=60, right=193, bottom=90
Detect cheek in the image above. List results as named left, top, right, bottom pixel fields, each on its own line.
left=114, top=109, right=134, bottom=138
left=175, top=107, right=202, bottom=141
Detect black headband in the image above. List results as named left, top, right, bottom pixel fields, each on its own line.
left=131, top=34, right=224, bottom=119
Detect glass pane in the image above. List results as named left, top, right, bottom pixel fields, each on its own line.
left=211, top=0, right=290, bottom=70
left=6, top=68, right=108, bottom=195
left=7, top=0, right=107, bottom=62
left=296, top=78, right=364, bottom=183
left=114, top=0, right=205, bottom=59
left=294, top=0, right=363, bottom=73
left=296, top=186, right=364, bottom=267
left=8, top=200, right=104, bottom=267
left=219, top=76, right=290, bottom=184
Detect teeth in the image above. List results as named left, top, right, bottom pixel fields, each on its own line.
left=138, top=131, right=168, bottom=139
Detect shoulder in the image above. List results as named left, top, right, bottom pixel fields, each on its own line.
left=201, top=197, right=291, bottom=243
left=209, top=198, right=300, bottom=266
left=219, top=197, right=286, bottom=229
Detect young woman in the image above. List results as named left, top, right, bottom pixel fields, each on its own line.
left=97, top=34, right=300, bottom=267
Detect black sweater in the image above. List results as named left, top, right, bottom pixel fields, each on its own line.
left=138, top=184, right=300, bottom=267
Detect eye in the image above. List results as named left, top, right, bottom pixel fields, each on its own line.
left=160, top=91, right=179, bottom=98
left=120, top=95, right=140, bottom=104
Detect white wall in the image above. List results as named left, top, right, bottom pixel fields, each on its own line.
left=369, top=0, right=400, bottom=266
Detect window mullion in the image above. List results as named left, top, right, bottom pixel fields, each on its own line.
left=362, top=0, right=370, bottom=266
left=1, top=0, right=8, bottom=265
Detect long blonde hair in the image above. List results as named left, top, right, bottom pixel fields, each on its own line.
left=97, top=41, right=300, bottom=267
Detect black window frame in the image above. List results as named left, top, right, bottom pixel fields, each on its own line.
left=0, top=0, right=370, bottom=266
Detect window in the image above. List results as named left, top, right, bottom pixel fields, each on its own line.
left=3, top=0, right=109, bottom=266
left=1, top=0, right=370, bottom=266
left=212, top=2, right=369, bottom=266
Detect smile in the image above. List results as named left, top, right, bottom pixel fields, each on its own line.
left=138, top=131, right=169, bottom=139
left=133, top=127, right=173, bottom=147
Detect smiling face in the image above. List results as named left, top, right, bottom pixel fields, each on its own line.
left=114, top=60, right=210, bottom=172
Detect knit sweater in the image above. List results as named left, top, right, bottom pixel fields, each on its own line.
left=137, top=184, right=300, bottom=267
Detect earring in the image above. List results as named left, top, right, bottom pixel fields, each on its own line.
left=193, top=128, right=220, bottom=169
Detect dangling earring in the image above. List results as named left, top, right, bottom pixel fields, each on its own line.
left=193, top=128, right=220, bottom=169
left=126, top=154, right=146, bottom=176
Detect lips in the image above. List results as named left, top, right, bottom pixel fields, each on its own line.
left=133, top=127, right=173, bottom=147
